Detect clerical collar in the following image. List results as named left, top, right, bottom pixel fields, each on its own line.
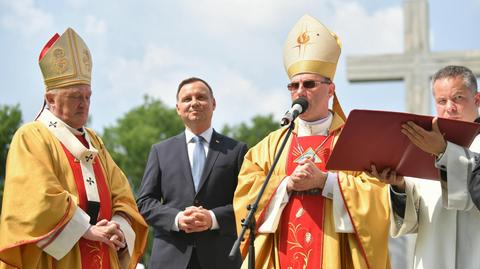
left=297, top=112, right=333, bottom=137
left=45, top=109, right=85, bottom=135
left=185, top=127, right=213, bottom=144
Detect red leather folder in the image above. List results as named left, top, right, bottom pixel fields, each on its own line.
left=325, top=109, right=480, bottom=179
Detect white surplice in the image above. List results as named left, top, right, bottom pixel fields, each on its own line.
left=391, top=135, right=480, bottom=269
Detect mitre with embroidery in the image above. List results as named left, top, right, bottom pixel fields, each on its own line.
left=283, top=14, right=342, bottom=80
left=283, top=14, right=345, bottom=119
left=38, top=27, right=92, bottom=91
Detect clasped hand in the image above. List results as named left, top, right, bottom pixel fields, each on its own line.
left=287, top=157, right=327, bottom=192
left=178, top=206, right=213, bottom=233
left=82, top=219, right=126, bottom=251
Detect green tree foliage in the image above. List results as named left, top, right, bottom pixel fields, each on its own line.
left=221, top=114, right=279, bottom=148
left=102, top=96, right=184, bottom=192
left=0, top=104, right=23, bottom=213
left=102, top=96, right=184, bottom=266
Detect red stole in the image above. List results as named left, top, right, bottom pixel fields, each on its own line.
left=278, top=133, right=334, bottom=269
left=61, top=135, right=112, bottom=269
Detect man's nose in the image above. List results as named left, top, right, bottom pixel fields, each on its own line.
left=295, top=86, right=308, bottom=97
left=446, top=100, right=456, bottom=112
left=191, top=98, right=200, bottom=106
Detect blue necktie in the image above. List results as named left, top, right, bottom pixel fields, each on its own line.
left=191, top=136, right=206, bottom=192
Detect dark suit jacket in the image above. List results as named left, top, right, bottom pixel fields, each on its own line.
left=137, top=130, right=247, bottom=269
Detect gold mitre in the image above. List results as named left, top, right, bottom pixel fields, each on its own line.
left=38, top=27, right=92, bottom=91
left=283, top=14, right=342, bottom=80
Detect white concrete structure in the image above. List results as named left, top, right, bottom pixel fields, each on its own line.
left=347, top=0, right=480, bottom=114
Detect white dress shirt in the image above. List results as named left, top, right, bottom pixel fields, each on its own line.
left=172, top=127, right=220, bottom=231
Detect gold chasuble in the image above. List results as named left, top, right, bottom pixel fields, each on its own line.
left=0, top=112, right=148, bottom=269
left=233, top=112, right=391, bottom=269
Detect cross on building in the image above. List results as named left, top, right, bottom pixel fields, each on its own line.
left=346, top=0, right=480, bottom=114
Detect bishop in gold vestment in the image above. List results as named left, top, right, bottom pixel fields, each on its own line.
left=0, top=28, right=148, bottom=269
left=233, top=15, right=391, bottom=269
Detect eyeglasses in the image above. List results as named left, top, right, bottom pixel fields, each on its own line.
left=287, top=80, right=331, bottom=92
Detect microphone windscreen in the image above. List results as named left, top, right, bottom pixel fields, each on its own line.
left=293, top=97, right=309, bottom=113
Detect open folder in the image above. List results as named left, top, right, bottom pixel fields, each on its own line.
left=325, top=109, right=480, bottom=180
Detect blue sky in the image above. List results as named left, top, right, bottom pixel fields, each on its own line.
left=1, top=0, right=479, bottom=132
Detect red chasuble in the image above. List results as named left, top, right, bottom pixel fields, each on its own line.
left=61, top=135, right=112, bottom=269
left=278, top=133, right=335, bottom=269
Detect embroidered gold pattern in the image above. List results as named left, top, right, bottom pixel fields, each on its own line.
left=305, top=232, right=312, bottom=244
left=52, top=48, right=68, bottom=74
left=293, top=24, right=317, bottom=58
left=287, top=223, right=313, bottom=268
left=296, top=32, right=310, bottom=45
left=291, top=135, right=332, bottom=164
left=82, top=49, right=92, bottom=71
left=86, top=241, right=103, bottom=268
left=293, top=147, right=323, bottom=164
left=295, top=207, right=304, bottom=219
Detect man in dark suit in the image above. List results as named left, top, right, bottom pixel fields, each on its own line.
left=137, top=77, right=247, bottom=269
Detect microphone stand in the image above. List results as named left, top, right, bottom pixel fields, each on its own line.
left=229, top=120, right=295, bottom=268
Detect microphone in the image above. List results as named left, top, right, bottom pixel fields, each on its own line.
left=281, top=97, right=309, bottom=126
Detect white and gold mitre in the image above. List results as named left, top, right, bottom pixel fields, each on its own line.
left=38, top=28, right=92, bottom=91
left=283, top=14, right=342, bottom=80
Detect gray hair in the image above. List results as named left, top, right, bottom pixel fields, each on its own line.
left=432, top=65, right=478, bottom=94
